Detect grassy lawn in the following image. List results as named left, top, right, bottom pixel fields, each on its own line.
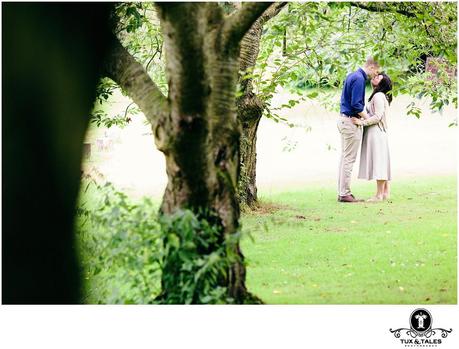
left=241, top=176, right=457, bottom=304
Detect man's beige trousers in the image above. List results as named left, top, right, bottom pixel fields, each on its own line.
left=337, top=116, right=362, bottom=197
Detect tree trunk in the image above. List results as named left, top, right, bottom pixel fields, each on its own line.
left=156, top=3, right=244, bottom=303
left=155, top=3, right=270, bottom=303
left=236, top=3, right=286, bottom=208
left=238, top=95, right=263, bottom=208
left=105, top=2, right=272, bottom=303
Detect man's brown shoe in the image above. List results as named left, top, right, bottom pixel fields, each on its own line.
left=338, top=194, right=362, bottom=203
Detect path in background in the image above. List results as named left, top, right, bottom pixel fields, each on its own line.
left=83, top=89, right=457, bottom=198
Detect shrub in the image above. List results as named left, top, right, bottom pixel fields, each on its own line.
left=76, top=179, right=241, bottom=304
left=157, top=210, right=240, bottom=304
left=76, top=180, right=162, bottom=304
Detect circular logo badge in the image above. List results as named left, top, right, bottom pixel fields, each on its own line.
left=410, top=308, right=432, bottom=333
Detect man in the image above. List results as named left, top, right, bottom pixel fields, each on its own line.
left=337, top=57, right=380, bottom=202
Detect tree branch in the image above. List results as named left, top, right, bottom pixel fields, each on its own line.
left=222, top=2, right=272, bottom=54
left=238, top=3, right=287, bottom=92
left=350, top=2, right=417, bottom=18
left=102, top=34, right=169, bottom=126
left=258, top=2, right=287, bottom=25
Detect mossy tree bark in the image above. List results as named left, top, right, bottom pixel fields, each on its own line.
left=104, top=2, right=272, bottom=303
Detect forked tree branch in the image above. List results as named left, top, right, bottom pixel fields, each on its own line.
left=103, top=34, right=169, bottom=126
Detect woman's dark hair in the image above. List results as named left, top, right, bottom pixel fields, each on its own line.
left=369, top=73, right=393, bottom=105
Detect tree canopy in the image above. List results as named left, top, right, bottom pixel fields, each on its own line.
left=254, top=1, right=457, bottom=120
left=92, top=1, right=457, bottom=129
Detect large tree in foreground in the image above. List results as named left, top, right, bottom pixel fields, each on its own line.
left=104, top=2, right=273, bottom=303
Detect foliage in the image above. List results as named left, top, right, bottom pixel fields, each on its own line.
left=76, top=179, right=162, bottom=304
left=158, top=210, right=241, bottom=304
left=254, top=1, right=457, bottom=119
left=89, top=78, right=134, bottom=128
left=90, top=100, right=140, bottom=129
left=90, top=3, right=166, bottom=128
left=94, top=77, right=118, bottom=105
left=89, top=110, right=131, bottom=129
left=116, top=3, right=167, bottom=95
left=76, top=178, right=242, bottom=304
left=114, top=2, right=148, bottom=34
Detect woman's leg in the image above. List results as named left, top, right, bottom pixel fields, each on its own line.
left=383, top=181, right=390, bottom=200
left=376, top=180, right=385, bottom=199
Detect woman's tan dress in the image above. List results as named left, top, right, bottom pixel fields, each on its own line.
left=358, top=92, right=391, bottom=180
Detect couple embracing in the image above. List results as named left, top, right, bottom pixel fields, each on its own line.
left=337, top=57, right=393, bottom=203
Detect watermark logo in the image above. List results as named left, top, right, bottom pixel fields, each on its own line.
left=390, top=308, right=452, bottom=347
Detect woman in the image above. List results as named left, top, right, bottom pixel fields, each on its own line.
left=352, top=73, right=393, bottom=201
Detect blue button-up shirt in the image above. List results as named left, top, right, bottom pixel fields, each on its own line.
left=340, top=68, right=367, bottom=116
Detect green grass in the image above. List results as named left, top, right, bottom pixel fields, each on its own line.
left=241, top=176, right=457, bottom=304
